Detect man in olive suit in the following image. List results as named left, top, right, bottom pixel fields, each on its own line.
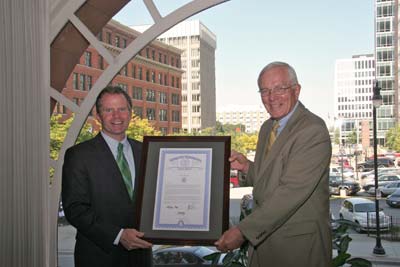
left=215, top=62, right=332, bottom=267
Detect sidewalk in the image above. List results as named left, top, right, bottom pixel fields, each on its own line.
left=347, top=234, right=400, bottom=266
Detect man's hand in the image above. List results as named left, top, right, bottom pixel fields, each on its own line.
left=229, top=150, right=250, bottom=173
left=120, top=229, right=152, bottom=251
left=214, top=226, right=245, bottom=252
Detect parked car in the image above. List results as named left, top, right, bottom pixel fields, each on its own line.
left=379, top=181, right=400, bottom=197
left=339, top=198, right=390, bottom=232
left=357, top=158, right=395, bottom=172
left=153, top=246, right=226, bottom=266
left=362, top=174, right=400, bottom=191
left=386, top=188, right=400, bottom=208
left=230, top=170, right=239, bottom=188
left=329, top=175, right=360, bottom=195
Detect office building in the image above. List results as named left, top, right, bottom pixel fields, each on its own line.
left=134, top=20, right=217, bottom=133
left=375, top=0, right=396, bottom=144
left=217, top=105, right=269, bottom=133
left=334, top=54, right=375, bottom=147
left=56, top=20, right=183, bottom=135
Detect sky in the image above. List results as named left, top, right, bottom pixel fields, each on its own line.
left=113, top=0, right=374, bottom=126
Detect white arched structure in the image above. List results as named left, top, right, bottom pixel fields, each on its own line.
left=1, top=0, right=231, bottom=266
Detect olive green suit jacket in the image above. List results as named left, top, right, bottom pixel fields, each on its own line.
left=238, top=102, right=332, bottom=267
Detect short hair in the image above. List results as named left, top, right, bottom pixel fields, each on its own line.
left=257, top=61, right=298, bottom=88
left=95, top=86, right=132, bottom=113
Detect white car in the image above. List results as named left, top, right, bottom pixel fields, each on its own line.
left=339, top=198, right=390, bottom=232
left=380, top=181, right=400, bottom=197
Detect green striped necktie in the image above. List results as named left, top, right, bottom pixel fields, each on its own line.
left=117, top=143, right=134, bottom=201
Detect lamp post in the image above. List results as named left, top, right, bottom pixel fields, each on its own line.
left=372, top=80, right=385, bottom=255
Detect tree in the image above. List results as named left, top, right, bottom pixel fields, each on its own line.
left=346, top=129, right=357, bottom=145
left=50, top=114, right=97, bottom=160
left=386, top=125, right=400, bottom=151
left=334, top=128, right=340, bottom=145
left=126, top=115, right=161, bottom=141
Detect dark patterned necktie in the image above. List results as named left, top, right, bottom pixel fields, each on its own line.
left=117, top=143, right=134, bottom=201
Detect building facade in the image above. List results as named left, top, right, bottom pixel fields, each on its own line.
left=217, top=105, right=269, bottom=133
left=55, top=20, right=183, bottom=135
left=134, top=20, right=217, bottom=133
left=334, top=54, right=375, bottom=148
left=375, top=0, right=397, bottom=144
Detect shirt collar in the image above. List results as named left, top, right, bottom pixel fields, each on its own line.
left=275, top=101, right=299, bottom=134
left=101, top=131, right=129, bottom=157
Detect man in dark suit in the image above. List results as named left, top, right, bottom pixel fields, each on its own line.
left=215, top=62, right=332, bottom=267
left=62, top=86, right=153, bottom=267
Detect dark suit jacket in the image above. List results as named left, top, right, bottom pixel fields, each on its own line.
left=238, top=102, right=332, bottom=267
left=62, top=134, right=153, bottom=267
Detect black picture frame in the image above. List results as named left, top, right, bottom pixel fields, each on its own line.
left=136, top=136, right=231, bottom=245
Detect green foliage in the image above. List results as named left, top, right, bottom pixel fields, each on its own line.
left=346, top=129, right=358, bottom=145
left=386, top=125, right=400, bottom=151
left=126, top=115, right=161, bottom=141
left=204, top=211, right=372, bottom=266
left=334, top=128, right=340, bottom=145
left=50, top=114, right=97, bottom=160
left=332, top=220, right=372, bottom=267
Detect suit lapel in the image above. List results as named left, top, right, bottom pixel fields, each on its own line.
left=93, top=134, right=132, bottom=201
left=256, top=103, right=307, bottom=180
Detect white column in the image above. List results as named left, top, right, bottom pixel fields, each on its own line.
left=0, top=1, right=50, bottom=266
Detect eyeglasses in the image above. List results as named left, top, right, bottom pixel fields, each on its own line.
left=101, top=107, right=131, bottom=114
left=258, top=84, right=297, bottom=96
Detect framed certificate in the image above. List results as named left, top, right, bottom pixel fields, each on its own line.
left=136, top=136, right=231, bottom=245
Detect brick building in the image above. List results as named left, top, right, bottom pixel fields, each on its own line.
left=55, top=20, right=183, bottom=135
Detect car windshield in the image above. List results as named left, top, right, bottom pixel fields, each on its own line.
left=354, top=203, right=375, bottom=212
left=193, top=247, right=214, bottom=257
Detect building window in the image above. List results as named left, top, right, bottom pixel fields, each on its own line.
left=160, top=127, right=168, bottom=135
left=164, top=74, right=168, bottom=86
left=146, top=108, right=156, bottom=120
left=133, top=106, right=143, bottom=118
left=106, top=32, right=112, bottom=44
left=171, top=94, right=180, bottom=105
left=172, top=110, right=180, bottom=122
left=146, top=48, right=149, bottom=58
left=171, top=57, right=175, bottom=67
left=122, top=38, right=127, bottom=48
left=87, top=75, right=92, bottom=90
left=173, top=128, right=180, bottom=134
left=159, top=92, right=168, bottom=104
left=146, top=70, right=150, bottom=82
left=139, top=67, right=143, bottom=80
left=152, top=50, right=155, bottom=60
left=159, top=73, right=163, bottom=85
left=132, top=64, right=136, bottom=78
left=171, top=76, right=175, bottom=87
left=164, top=55, right=167, bottom=64
left=120, top=65, right=127, bottom=76
left=133, top=87, right=142, bottom=100
left=192, top=94, right=200, bottom=101
left=97, top=31, right=103, bottom=41
left=176, top=78, right=180, bottom=88
left=115, top=36, right=120, bottom=47
left=159, top=109, right=167, bottom=121
left=192, top=105, right=200, bottom=112
left=146, top=89, right=156, bottom=102
left=98, top=55, right=104, bottom=70
left=84, top=51, right=92, bottom=67
left=158, top=52, right=162, bottom=62
left=151, top=71, right=155, bottom=83
left=72, top=73, right=78, bottom=89
left=79, top=74, right=86, bottom=90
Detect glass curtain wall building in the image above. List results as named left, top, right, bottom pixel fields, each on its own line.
left=375, top=0, right=397, bottom=145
